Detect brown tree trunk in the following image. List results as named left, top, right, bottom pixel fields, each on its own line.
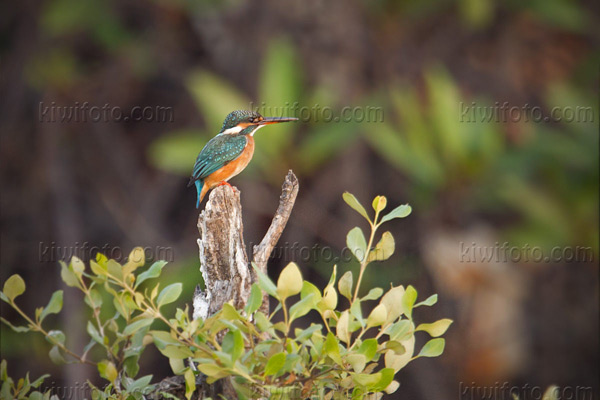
left=186, top=170, right=299, bottom=399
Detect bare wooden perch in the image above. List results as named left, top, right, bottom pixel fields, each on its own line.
left=193, top=170, right=299, bottom=320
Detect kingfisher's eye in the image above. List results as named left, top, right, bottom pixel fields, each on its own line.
left=248, top=117, right=254, bottom=123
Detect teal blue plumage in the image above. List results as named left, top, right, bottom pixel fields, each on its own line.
left=188, top=134, right=248, bottom=208
left=189, top=110, right=297, bottom=208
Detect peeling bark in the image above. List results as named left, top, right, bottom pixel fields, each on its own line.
left=185, top=171, right=298, bottom=399
left=193, top=170, right=299, bottom=319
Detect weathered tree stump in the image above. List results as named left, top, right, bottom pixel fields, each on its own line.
left=193, top=170, right=299, bottom=320
left=185, top=171, right=298, bottom=399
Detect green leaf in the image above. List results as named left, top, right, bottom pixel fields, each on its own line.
left=281, top=354, right=302, bottom=375
left=338, top=271, right=353, bottom=301
left=252, top=263, right=278, bottom=298
left=222, top=330, right=244, bottom=362
left=357, top=338, right=378, bottom=361
left=385, top=340, right=406, bottom=355
left=386, top=380, right=401, bottom=394
left=84, top=288, right=103, bottom=309
left=366, top=304, right=387, bottom=328
left=49, top=346, right=66, bottom=365
left=381, top=286, right=406, bottom=323
left=184, top=368, right=196, bottom=400
left=367, top=231, right=395, bottom=262
left=29, top=392, right=43, bottom=400
left=0, top=360, right=6, bottom=381
left=324, top=332, right=342, bottom=365
left=195, top=363, right=226, bottom=379
left=221, top=303, right=243, bottom=321
left=30, top=374, right=50, bottom=389
left=372, top=195, right=388, bottom=213
left=45, top=330, right=65, bottom=346
left=294, top=323, right=322, bottom=342
left=98, top=360, right=118, bottom=383
left=169, top=358, right=185, bottom=375
left=95, top=252, right=108, bottom=265
left=347, top=227, right=367, bottom=262
left=123, top=355, right=140, bottom=378
left=350, top=299, right=365, bottom=327
left=326, top=264, right=338, bottom=287
left=40, top=290, right=63, bottom=322
left=380, top=204, right=412, bottom=224
left=318, top=284, right=338, bottom=312
left=264, top=352, right=286, bottom=376
left=277, top=262, right=303, bottom=299
left=416, top=319, right=453, bottom=337
left=336, top=310, right=350, bottom=344
left=254, top=312, right=272, bottom=333
left=157, top=283, right=182, bottom=307
left=372, top=368, right=395, bottom=392
left=402, top=285, right=418, bottom=319
left=123, top=318, right=155, bottom=336
left=90, top=260, right=107, bottom=277
left=245, top=284, right=262, bottom=315
left=417, top=338, right=445, bottom=358
left=301, top=281, right=321, bottom=301
left=3, top=274, right=26, bottom=301
left=352, top=372, right=381, bottom=388
left=60, top=261, right=80, bottom=287
left=126, top=374, right=153, bottom=393
left=415, top=294, right=438, bottom=308
left=342, top=192, right=371, bottom=221
left=0, top=317, right=30, bottom=332
left=386, top=320, right=413, bottom=341
left=159, top=345, right=193, bottom=359
left=71, top=256, right=85, bottom=276
left=346, top=354, right=366, bottom=373
left=87, top=321, right=103, bottom=344
left=135, top=260, right=168, bottom=289
left=106, top=260, right=123, bottom=281
left=151, top=331, right=181, bottom=349
left=362, top=287, right=383, bottom=301
left=289, top=293, right=316, bottom=321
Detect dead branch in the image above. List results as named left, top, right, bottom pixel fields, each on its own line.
left=193, top=170, right=299, bottom=319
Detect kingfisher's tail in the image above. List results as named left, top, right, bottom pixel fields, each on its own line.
left=194, top=180, right=204, bottom=209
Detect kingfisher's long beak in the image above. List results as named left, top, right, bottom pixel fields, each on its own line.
left=258, top=117, right=299, bottom=125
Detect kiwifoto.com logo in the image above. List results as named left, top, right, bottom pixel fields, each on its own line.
left=459, top=101, right=595, bottom=123
left=39, top=102, right=174, bottom=123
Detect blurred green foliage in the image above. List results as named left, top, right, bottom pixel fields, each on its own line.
left=150, top=42, right=596, bottom=255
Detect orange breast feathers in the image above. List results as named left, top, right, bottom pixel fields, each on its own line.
left=204, top=136, right=255, bottom=189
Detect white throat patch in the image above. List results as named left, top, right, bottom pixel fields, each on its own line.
left=221, top=126, right=243, bottom=135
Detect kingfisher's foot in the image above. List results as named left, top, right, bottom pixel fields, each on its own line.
left=217, top=181, right=233, bottom=188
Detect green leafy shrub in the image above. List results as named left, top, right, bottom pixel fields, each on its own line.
left=0, top=360, right=55, bottom=400
left=1, top=193, right=451, bottom=399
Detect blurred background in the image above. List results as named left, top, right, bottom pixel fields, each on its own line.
left=1, top=0, right=598, bottom=398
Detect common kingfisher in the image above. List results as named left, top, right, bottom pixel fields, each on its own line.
left=189, top=110, right=298, bottom=208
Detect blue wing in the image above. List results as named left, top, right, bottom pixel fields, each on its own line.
left=188, top=134, right=248, bottom=186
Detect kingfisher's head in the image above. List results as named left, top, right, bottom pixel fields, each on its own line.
left=220, top=110, right=298, bottom=136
